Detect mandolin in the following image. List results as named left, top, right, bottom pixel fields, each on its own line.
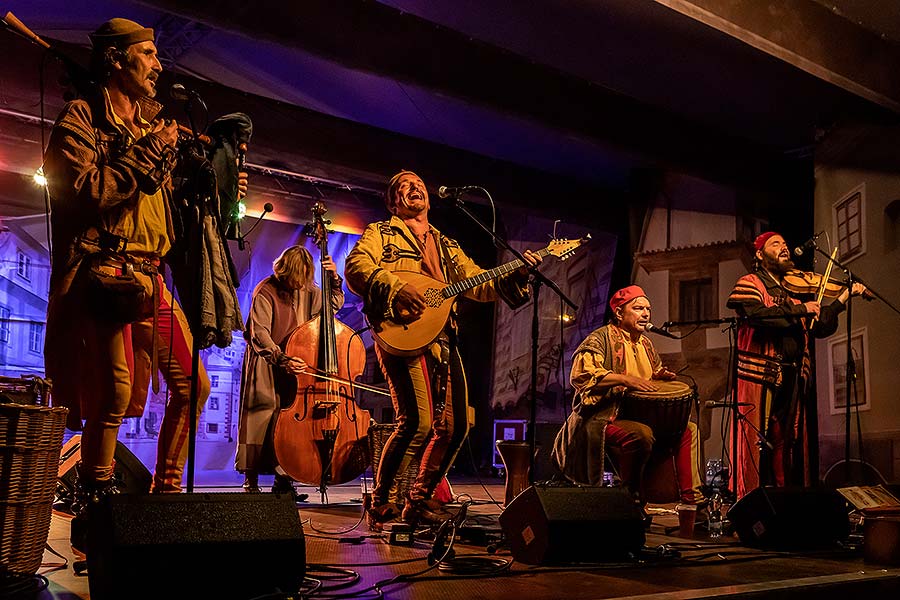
left=371, top=236, right=589, bottom=356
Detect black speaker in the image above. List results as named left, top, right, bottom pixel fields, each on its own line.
left=727, top=486, right=850, bottom=550
left=86, top=492, right=306, bottom=600
left=498, top=485, right=645, bottom=565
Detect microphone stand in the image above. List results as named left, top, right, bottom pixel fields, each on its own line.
left=665, top=315, right=784, bottom=502
left=807, top=243, right=900, bottom=485
left=443, top=192, right=576, bottom=486
left=174, top=97, right=213, bottom=494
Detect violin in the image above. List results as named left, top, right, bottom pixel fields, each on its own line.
left=783, top=269, right=874, bottom=300
left=782, top=269, right=846, bottom=298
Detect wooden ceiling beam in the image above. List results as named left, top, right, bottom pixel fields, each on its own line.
left=654, top=0, right=900, bottom=114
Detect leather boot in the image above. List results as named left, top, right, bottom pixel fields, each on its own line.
left=272, top=474, right=308, bottom=502
left=366, top=502, right=403, bottom=532
left=242, top=471, right=261, bottom=493
left=70, top=463, right=120, bottom=555
left=402, top=496, right=453, bottom=527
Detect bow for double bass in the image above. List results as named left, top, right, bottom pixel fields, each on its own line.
left=288, top=359, right=390, bottom=397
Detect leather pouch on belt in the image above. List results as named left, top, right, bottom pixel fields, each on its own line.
left=85, top=254, right=152, bottom=323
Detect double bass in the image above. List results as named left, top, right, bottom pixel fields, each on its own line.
left=273, top=203, right=371, bottom=489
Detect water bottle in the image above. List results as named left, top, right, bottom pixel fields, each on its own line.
left=360, top=472, right=373, bottom=509
left=705, top=459, right=723, bottom=491
left=708, top=492, right=723, bottom=539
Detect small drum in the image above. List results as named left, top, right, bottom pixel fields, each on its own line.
left=618, top=380, right=695, bottom=442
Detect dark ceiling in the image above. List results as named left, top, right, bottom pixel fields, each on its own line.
left=1, top=0, right=898, bottom=234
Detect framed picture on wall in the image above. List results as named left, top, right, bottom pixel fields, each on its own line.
left=828, top=327, right=870, bottom=415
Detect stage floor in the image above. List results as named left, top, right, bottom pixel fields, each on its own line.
left=26, top=475, right=900, bottom=599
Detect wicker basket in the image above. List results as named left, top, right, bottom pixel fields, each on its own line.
left=0, top=402, right=68, bottom=578
left=367, top=423, right=420, bottom=503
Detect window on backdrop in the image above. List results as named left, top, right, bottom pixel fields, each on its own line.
left=0, top=306, right=10, bottom=344
left=679, top=278, right=714, bottom=322
left=28, top=322, right=43, bottom=354
left=16, top=250, right=32, bottom=281
left=834, top=184, right=865, bottom=261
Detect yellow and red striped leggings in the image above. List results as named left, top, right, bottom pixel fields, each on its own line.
left=79, top=276, right=209, bottom=492
left=372, top=340, right=469, bottom=506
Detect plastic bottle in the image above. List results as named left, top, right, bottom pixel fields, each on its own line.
left=708, top=492, right=723, bottom=539
left=360, top=472, right=373, bottom=509
left=705, top=459, right=723, bottom=490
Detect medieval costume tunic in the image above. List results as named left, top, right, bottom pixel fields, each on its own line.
left=235, top=273, right=344, bottom=475
left=344, top=215, right=530, bottom=512
left=43, top=85, right=213, bottom=492
left=552, top=323, right=703, bottom=504
left=727, top=268, right=845, bottom=498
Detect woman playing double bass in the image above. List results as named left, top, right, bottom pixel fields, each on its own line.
left=235, top=245, right=344, bottom=498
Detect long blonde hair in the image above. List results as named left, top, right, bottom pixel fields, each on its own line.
left=273, top=245, right=315, bottom=290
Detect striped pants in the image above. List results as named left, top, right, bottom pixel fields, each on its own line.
left=372, top=339, right=469, bottom=506
left=79, top=275, right=209, bottom=492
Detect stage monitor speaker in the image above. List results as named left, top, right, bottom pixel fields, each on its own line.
left=727, top=486, right=850, bottom=550
left=498, top=485, right=645, bottom=565
left=86, top=492, right=305, bottom=600
left=57, top=434, right=152, bottom=503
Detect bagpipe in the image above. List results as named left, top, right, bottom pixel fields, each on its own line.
left=168, top=109, right=252, bottom=350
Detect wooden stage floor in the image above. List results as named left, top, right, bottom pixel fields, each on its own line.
left=24, top=476, right=900, bottom=600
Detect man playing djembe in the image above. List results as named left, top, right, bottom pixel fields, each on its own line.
left=552, top=285, right=704, bottom=508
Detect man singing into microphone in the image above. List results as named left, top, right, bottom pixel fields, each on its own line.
left=727, top=231, right=867, bottom=498
left=344, top=170, right=542, bottom=529
left=552, top=285, right=704, bottom=513
left=42, top=17, right=245, bottom=553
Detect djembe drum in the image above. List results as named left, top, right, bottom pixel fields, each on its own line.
left=496, top=440, right=534, bottom=506
left=618, top=380, right=695, bottom=446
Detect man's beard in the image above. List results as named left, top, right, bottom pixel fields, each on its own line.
left=763, top=254, right=794, bottom=276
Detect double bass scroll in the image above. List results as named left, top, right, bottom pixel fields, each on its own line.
left=272, top=203, right=372, bottom=488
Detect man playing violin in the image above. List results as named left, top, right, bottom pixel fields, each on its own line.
left=727, top=232, right=867, bottom=498
left=42, top=17, right=247, bottom=553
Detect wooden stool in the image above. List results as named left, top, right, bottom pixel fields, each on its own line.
left=496, top=440, right=533, bottom=506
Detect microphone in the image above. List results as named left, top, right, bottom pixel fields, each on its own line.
left=705, top=401, right=754, bottom=408
left=793, top=230, right=824, bottom=257
left=437, top=185, right=477, bottom=199
left=170, top=83, right=201, bottom=101
left=240, top=203, right=274, bottom=247
left=644, top=323, right=678, bottom=340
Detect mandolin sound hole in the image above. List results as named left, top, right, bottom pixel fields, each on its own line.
left=424, top=288, right=443, bottom=307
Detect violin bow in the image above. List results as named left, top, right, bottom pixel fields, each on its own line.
left=811, top=247, right=838, bottom=326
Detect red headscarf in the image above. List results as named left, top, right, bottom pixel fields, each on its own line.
left=754, top=231, right=780, bottom=252
left=609, top=285, right=647, bottom=313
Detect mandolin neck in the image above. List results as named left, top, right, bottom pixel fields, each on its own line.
left=441, top=246, right=551, bottom=299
